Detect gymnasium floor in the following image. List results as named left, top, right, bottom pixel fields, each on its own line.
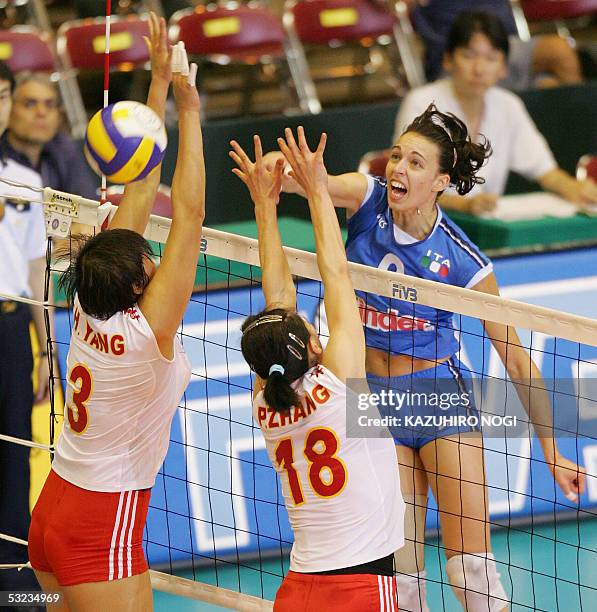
left=153, top=518, right=597, bottom=610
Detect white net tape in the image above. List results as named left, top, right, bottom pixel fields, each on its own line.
left=2, top=178, right=595, bottom=344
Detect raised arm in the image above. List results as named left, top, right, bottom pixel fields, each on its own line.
left=138, top=51, right=204, bottom=358
left=472, top=272, right=586, bottom=502
left=229, top=136, right=295, bottom=311
left=277, top=127, right=365, bottom=381
left=262, top=150, right=368, bottom=214
left=109, top=11, right=171, bottom=233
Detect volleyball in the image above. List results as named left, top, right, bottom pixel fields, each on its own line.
left=84, top=101, right=167, bottom=184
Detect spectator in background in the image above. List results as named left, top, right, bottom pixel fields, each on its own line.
left=404, top=0, right=583, bottom=89
left=393, top=11, right=597, bottom=215
left=1, top=73, right=97, bottom=200
left=0, top=60, right=49, bottom=596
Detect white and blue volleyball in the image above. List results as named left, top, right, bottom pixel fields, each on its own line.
left=84, top=101, right=167, bottom=184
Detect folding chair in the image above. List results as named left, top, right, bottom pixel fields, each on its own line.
left=0, top=25, right=55, bottom=72
left=57, top=15, right=152, bottom=133
left=169, top=2, right=319, bottom=117
left=358, top=149, right=390, bottom=176
left=0, top=25, right=88, bottom=138
left=283, top=0, right=424, bottom=109
left=510, top=0, right=597, bottom=39
left=57, top=15, right=150, bottom=71
left=576, top=154, right=597, bottom=182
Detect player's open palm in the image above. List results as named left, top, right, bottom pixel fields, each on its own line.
left=229, top=135, right=285, bottom=208
left=277, top=126, right=327, bottom=198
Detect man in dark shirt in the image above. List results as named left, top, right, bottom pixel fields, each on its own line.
left=1, top=73, right=97, bottom=199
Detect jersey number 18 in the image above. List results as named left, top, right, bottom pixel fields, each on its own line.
left=274, top=427, right=347, bottom=505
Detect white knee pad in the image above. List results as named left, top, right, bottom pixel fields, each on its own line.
left=446, top=553, right=509, bottom=612
left=395, top=571, right=430, bottom=612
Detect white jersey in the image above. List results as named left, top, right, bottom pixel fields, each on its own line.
left=0, top=158, right=46, bottom=297
left=53, top=296, right=191, bottom=492
left=253, top=364, right=404, bottom=573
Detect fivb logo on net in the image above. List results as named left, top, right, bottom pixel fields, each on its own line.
left=392, top=282, right=418, bottom=302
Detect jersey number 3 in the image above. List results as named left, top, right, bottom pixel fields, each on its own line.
left=66, top=363, right=93, bottom=434
left=274, top=428, right=347, bottom=505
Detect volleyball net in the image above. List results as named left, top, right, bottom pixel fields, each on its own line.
left=2, top=183, right=597, bottom=610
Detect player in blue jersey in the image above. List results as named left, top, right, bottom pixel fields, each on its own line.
left=264, top=104, right=585, bottom=611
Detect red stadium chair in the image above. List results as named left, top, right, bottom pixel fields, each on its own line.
left=358, top=149, right=390, bottom=176
left=283, top=0, right=424, bottom=108
left=169, top=3, right=319, bottom=117
left=106, top=184, right=173, bottom=218
left=509, top=0, right=597, bottom=38
left=57, top=16, right=150, bottom=72
left=520, top=0, right=597, bottom=21
left=576, top=155, right=597, bottom=182
left=57, top=16, right=151, bottom=136
left=0, top=25, right=88, bottom=139
left=0, top=26, right=55, bottom=72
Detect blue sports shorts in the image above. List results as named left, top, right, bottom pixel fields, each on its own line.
left=367, top=356, right=480, bottom=449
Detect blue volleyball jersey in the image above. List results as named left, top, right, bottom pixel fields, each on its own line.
left=345, top=176, right=493, bottom=360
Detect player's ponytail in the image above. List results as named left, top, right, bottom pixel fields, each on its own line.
left=241, top=308, right=311, bottom=412
left=404, top=103, right=492, bottom=195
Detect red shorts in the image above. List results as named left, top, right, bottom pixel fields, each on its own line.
left=28, top=469, right=151, bottom=586
left=274, top=570, right=398, bottom=611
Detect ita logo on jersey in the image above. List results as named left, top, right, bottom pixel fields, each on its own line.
left=420, top=250, right=450, bottom=277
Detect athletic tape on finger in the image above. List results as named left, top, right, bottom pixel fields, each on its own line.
left=171, top=43, right=181, bottom=73
left=188, top=63, right=197, bottom=86
left=179, top=42, right=190, bottom=77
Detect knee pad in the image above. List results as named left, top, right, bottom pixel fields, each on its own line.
left=446, top=553, right=509, bottom=612
left=395, top=571, right=430, bottom=612
left=394, top=494, right=427, bottom=575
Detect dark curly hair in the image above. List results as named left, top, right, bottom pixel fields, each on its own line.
left=404, top=103, right=492, bottom=195
left=58, top=229, right=154, bottom=320
left=241, top=308, right=312, bottom=413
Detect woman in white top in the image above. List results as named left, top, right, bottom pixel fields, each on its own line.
left=28, top=16, right=204, bottom=611
left=394, top=10, right=597, bottom=215
left=229, top=128, right=404, bottom=611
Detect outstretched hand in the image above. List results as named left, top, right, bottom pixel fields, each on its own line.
left=229, top=135, right=285, bottom=208
left=171, top=42, right=199, bottom=112
left=145, top=11, right=171, bottom=83
left=277, top=126, right=327, bottom=198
